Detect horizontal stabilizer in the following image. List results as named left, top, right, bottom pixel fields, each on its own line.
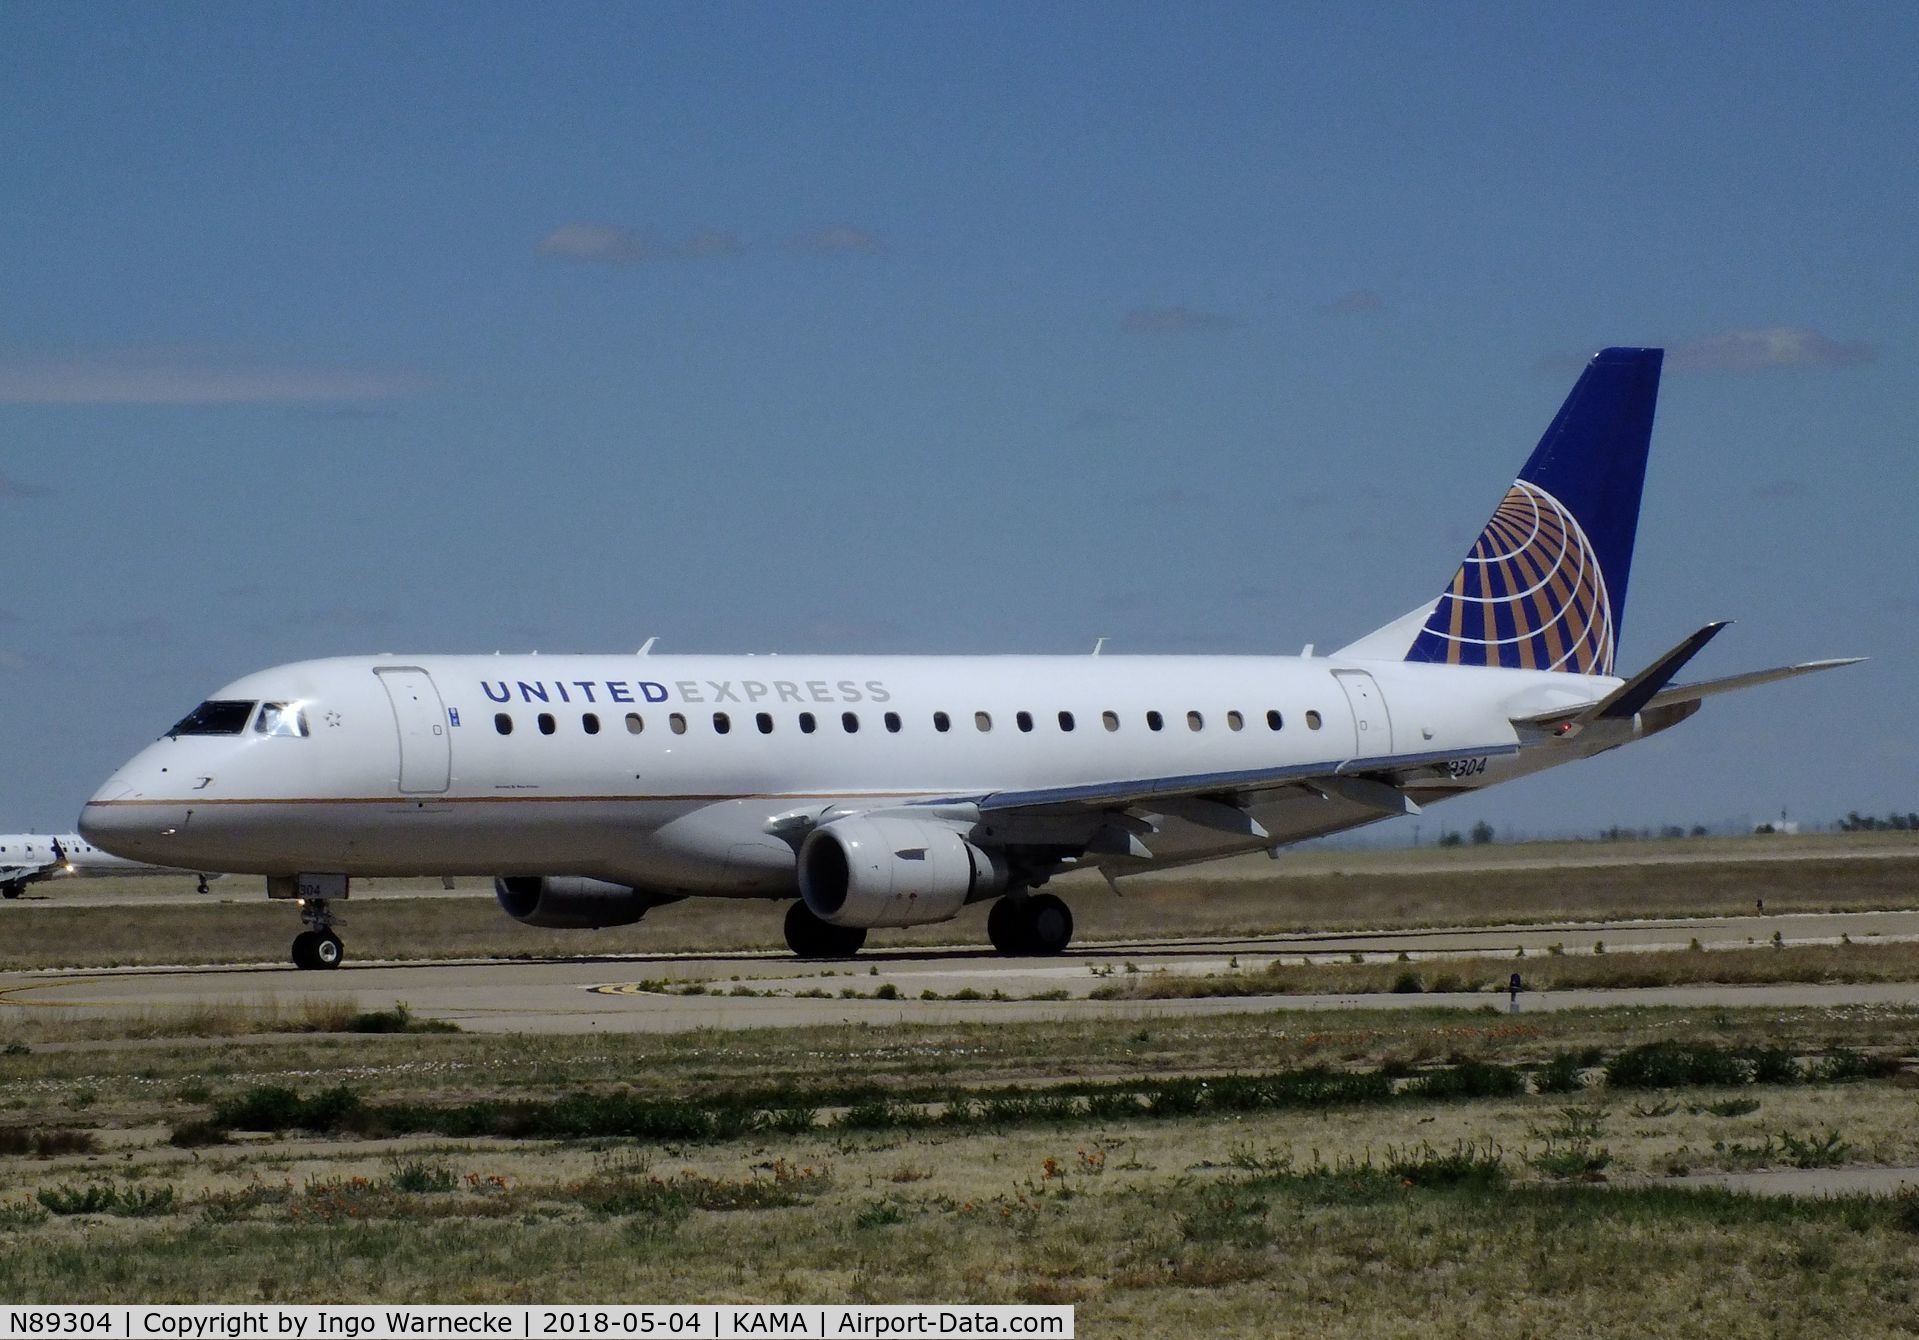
left=1642, top=657, right=1866, bottom=713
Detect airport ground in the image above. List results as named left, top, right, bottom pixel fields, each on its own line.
left=2, top=832, right=1918, bottom=1333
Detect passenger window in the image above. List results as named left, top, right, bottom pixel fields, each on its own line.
left=494, top=713, right=513, bottom=735
left=254, top=703, right=309, bottom=737
left=713, top=712, right=731, bottom=735
left=168, top=700, right=256, bottom=737
left=933, top=711, right=951, bottom=733
left=670, top=713, right=687, bottom=735
left=975, top=711, right=992, bottom=732
left=756, top=712, right=774, bottom=735
left=1266, top=709, right=1283, bottom=731
left=799, top=712, right=817, bottom=734
left=1016, top=711, right=1033, bottom=733
left=1227, top=710, right=1244, bottom=731
left=582, top=713, right=601, bottom=735
left=1102, top=711, right=1119, bottom=732
left=537, top=713, right=556, bottom=735
left=1305, top=710, right=1322, bottom=730
left=625, top=713, right=644, bottom=734
left=1146, top=711, right=1164, bottom=732
left=842, top=711, right=860, bottom=734
left=884, top=711, right=902, bottom=733
left=1187, top=711, right=1204, bottom=731
left=1058, top=711, right=1075, bottom=732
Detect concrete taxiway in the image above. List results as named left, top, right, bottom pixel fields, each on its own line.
left=5, top=909, right=1919, bottom=1034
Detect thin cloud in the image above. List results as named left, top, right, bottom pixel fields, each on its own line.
left=539, top=222, right=746, bottom=265
left=1667, top=327, right=1874, bottom=374
left=0, top=471, right=52, bottom=499
left=0, top=355, right=427, bottom=405
left=789, top=225, right=887, bottom=257
left=1121, top=306, right=1236, bottom=334
left=1320, top=288, right=1385, bottom=315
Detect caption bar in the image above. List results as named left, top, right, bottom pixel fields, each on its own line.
left=1, top=1307, right=1071, bottom=1340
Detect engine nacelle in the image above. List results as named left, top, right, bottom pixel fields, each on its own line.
left=494, top=876, right=663, bottom=929
left=798, top=817, right=1007, bottom=928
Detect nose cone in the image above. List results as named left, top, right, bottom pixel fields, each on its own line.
left=79, top=779, right=190, bottom=864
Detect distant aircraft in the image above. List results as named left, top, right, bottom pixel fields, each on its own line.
left=0, top=832, right=216, bottom=900
left=79, top=348, right=1859, bottom=968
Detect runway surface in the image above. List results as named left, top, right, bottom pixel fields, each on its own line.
left=6, top=908, right=1919, bottom=1034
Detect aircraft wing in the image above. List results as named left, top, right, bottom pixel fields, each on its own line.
left=970, top=744, right=1515, bottom=818
left=0, top=861, right=57, bottom=883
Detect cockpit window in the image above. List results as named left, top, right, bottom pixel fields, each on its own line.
left=168, top=700, right=257, bottom=736
left=254, top=703, right=309, bottom=738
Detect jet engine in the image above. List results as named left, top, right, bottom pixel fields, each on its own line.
left=493, top=876, right=672, bottom=929
left=798, top=816, right=1007, bottom=928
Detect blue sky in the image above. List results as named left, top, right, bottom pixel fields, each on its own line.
left=2, top=2, right=1913, bottom=837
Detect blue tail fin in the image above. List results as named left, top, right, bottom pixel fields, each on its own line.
left=1404, top=347, right=1663, bottom=676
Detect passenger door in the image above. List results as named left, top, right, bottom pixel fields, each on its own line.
left=374, top=666, right=452, bottom=794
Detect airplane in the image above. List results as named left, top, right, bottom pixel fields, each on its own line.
left=77, top=347, right=1859, bottom=969
left=0, top=831, right=217, bottom=900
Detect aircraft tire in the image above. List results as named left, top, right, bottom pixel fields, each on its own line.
left=313, top=931, right=345, bottom=969
left=1024, top=894, right=1074, bottom=955
left=987, top=896, right=1024, bottom=955
left=1, top=883, right=22, bottom=900
left=784, top=901, right=865, bottom=959
left=290, top=931, right=319, bottom=970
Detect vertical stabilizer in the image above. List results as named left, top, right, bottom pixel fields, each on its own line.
left=1402, top=347, right=1662, bottom=675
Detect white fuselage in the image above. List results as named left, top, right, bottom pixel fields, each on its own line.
left=78, top=652, right=1633, bottom=896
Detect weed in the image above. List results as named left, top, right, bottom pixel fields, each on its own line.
left=1533, top=1053, right=1586, bottom=1094
left=1812, top=1048, right=1901, bottom=1083
left=0, top=1199, right=49, bottom=1228
left=1696, top=1098, right=1761, bottom=1118
left=37, top=1181, right=177, bottom=1217
left=0, top=1127, right=100, bottom=1156
left=1385, top=1140, right=1508, bottom=1190
left=169, top=1119, right=230, bottom=1149
left=1778, top=1128, right=1852, bottom=1169
left=1403, top=1060, right=1524, bottom=1100
left=385, top=1158, right=459, bottom=1193
left=1390, top=971, right=1422, bottom=994
left=1630, top=1100, right=1679, bottom=1119
left=853, top=1198, right=905, bottom=1229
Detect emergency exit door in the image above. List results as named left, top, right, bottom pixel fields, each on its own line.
left=374, top=666, right=452, bottom=794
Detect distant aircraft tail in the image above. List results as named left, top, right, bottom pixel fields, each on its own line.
left=1398, top=347, right=1663, bottom=676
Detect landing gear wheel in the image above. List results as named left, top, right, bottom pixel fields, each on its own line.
left=291, top=931, right=319, bottom=970
left=987, top=897, right=1024, bottom=955
left=312, top=931, right=344, bottom=969
left=1, top=882, right=22, bottom=900
left=783, top=901, right=867, bottom=959
left=1024, top=894, right=1074, bottom=956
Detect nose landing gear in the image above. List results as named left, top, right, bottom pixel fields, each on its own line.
left=268, top=875, right=352, bottom=970
left=291, top=900, right=345, bottom=969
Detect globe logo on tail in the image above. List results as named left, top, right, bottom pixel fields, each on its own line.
left=1409, top=480, right=1616, bottom=675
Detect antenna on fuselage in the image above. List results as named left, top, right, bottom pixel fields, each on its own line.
left=637, top=637, right=658, bottom=655
left=1091, top=637, right=1107, bottom=656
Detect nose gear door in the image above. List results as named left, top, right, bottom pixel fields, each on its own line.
left=374, top=666, right=452, bottom=794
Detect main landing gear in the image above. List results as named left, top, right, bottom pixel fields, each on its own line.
left=783, top=900, right=867, bottom=959
left=291, top=900, right=344, bottom=970
left=1, top=882, right=23, bottom=900
left=988, top=892, right=1074, bottom=956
